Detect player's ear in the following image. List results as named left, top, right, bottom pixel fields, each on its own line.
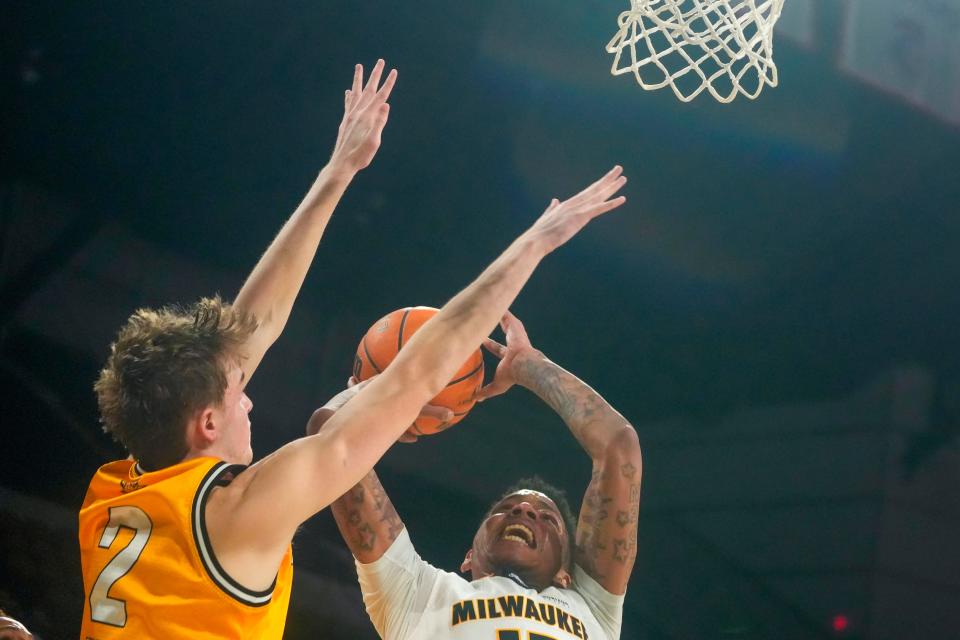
left=188, top=407, right=218, bottom=448
left=460, top=549, right=473, bottom=574
left=551, top=568, right=572, bottom=589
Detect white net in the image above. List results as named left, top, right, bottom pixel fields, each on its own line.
left=607, top=0, right=786, bottom=103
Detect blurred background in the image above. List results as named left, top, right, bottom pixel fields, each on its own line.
left=2, top=1, right=959, bottom=638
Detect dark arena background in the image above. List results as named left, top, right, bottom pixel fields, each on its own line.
left=3, top=2, right=960, bottom=638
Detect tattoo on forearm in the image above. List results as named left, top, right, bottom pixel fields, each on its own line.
left=514, top=358, right=620, bottom=457
left=334, top=472, right=404, bottom=556
left=615, top=482, right=640, bottom=531
left=356, top=522, right=377, bottom=551
left=612, top=482, right=640, bottom=564
left=369, top=476, right=404, bottom=541
left=576, top=468, right=613, bottom=576
left=516, top=361, right=569, bottom=418
left=612, top=537, right=635, bottom=564
left=577, top=465, right=641, bottom=579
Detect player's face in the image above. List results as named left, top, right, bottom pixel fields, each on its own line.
left=470, top=490, right=569, bottom=589
left=212, top=363, right=253, bottom=465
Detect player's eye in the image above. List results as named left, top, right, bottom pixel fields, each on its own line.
left=542, top=513, right=558, bottom=527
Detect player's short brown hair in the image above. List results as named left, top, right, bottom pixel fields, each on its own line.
left=95, top=296, right=257, bottom=470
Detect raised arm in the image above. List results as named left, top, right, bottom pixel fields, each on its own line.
left=233, top=60, right=397, bottom=383
left=478, top=311, right=641, bottom=595
left=207, top=167, right=627, bottom=587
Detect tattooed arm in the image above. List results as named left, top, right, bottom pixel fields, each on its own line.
left=306, top=383, right=448, bottom=563
left=479, top=311, right=642, bottom=595
left=329, top=470, right=404, bottom=564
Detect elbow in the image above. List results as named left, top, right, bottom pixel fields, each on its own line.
left=249, top=306, right=286, bottom=347
left=259, top=316, right=285, bottom=347
left=604, top=424, right=642, bottom=468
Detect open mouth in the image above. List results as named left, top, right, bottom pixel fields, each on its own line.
left=501, top=523, right=536, bottom=549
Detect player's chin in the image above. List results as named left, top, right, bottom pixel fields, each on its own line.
left=490, top=541, right=540, bottom=567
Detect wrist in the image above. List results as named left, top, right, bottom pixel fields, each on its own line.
left=510, top=349, right=549, bottom=386
left=514, top=231, right=550, bottom=261
left=319, top=159, right=357, bottom=185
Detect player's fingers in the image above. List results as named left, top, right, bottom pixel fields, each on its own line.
left=585, top=195, right=627, bottom=219
left=419, top=404, right=454, bottom=422
left=595, top=175, right=627, bottom=200
left=586, top=166, right=623, bottom=194
left=502, top=309, right=520, bottom=327
left=375, top=68, right=398, bottom=103
left=373, top=102, right=390, bottom=129
left=598, top=165, right=624, bottom=183
left=482, top=338, right=506, bottom=358
left=352, top=64, right=363, bottom=99
left=503, top=311, right=530, bottom=344
left=568, top=166, right=624, bottom=204
left=361, top=59, right=386, bottom=103
left=344, top=89, right=352, bottom=110
left=476, top=380, right=509, bottom=402
left=581, top=176, right=626, bottom=208
left=398, top=432, right=419, bottom=443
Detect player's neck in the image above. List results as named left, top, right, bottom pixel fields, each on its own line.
left=182, top=443, right=232, bottom=465
left=486, top=567, right=552, bottom=592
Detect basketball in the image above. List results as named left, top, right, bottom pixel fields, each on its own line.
left=353, top=306, right=485, bottom=436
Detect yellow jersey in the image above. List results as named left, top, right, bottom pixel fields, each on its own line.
left=79, top=457, right=293, bottom=639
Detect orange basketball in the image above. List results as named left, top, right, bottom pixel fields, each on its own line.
left=353, top=306, right=484, bottom=436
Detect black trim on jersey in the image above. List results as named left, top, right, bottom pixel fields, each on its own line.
left=505, top=572, right=533, bottom=590
left=191, top=462, right=277, bottom=607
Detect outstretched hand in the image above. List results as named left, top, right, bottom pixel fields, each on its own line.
left=476, top=310, right=543, bottom=402
left=330, top=59, right=398, bottom=174
left=527, top=166, right=627, bottom=255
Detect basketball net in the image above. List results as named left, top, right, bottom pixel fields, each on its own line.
left=607, top=0, right=786, bottom=103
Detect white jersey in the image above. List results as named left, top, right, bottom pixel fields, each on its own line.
left=356, top=529, right=624, bottom=640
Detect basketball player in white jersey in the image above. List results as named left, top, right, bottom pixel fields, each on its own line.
left=311, top=311, right=641, bottom=639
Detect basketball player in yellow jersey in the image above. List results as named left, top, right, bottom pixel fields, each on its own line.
left=78, top=51, right=629, bottom=637
left=318, top=311, right=641, bottom=640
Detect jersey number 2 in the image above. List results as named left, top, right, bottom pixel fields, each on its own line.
left=89, top=506, right=152, bottom=627
left=497, top=632, right=558, bottom=640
